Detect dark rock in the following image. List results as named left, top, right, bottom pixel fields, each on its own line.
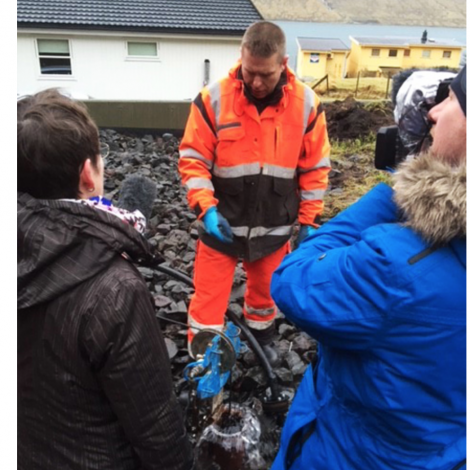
left=292, top=333, right=316, bottom=353
left=153, top=294, right=173, bottom=308
left=279, top=323, right=296, bottom=337
left=230, top=284, right=246, bottom=302
left=138, top=267, right=155, bottom=280
left=285, top=351, right=307, bottom=376
left=165, top=338, right=178, bottom=360
left=274, top=368, right=294, bottom=385
left=242, top=349, right=258, bottom=367
left=302, top=349, right=318, bottom=364
left=228, top=303, right=243, bottom=318
left=156, top=224, right=172, bottom=235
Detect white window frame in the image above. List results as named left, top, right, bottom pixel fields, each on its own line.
left=422, top=49, right=431, bottom=59
left=125, top=40, right=160, bottom=62
left=36, top=38, right=74, bottom=79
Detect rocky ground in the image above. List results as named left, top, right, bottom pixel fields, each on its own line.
left=100, top=97, right=395, bottom=468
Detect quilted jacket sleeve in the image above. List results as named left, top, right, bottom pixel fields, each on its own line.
left=82, top=271, right=193, bottom=470
left=271, top=184, right=400, bottom=349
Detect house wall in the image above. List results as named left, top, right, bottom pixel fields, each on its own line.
left=347, top=41, right=361, bottom=77
left=346, top=41, right=463, bottom=77
left=402, top=46, right=462, bottom=69
left=325, top=52, right=347, bottom=79
left=17, top=30, right=242, bottom=100
left=355, top=46, right=404, bottom=76
left=297, top=51, right=328, bottom=80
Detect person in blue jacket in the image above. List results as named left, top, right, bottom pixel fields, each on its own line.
left=271, top=66, right=466, bottom=470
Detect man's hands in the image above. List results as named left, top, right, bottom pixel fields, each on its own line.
left=203, top=206, right=234, bottom=243
left=297, top=225, right=316, bottom=246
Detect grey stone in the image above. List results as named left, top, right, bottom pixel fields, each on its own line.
left=153, top=294, right=173, bottom=308
left=274, top=367, right=294, bottom=384
left=137, top=267, right=154, bottom=280
left=285, top=351, right=307, bottom=376
left=165, top=338, right=178, bottom=360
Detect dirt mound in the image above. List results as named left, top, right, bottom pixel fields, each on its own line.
left=324, top=96, right=395, bottom=141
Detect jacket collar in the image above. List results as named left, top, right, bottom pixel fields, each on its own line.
left=393, top=152, right=466, bottom=246
left=17, top=192, right=162, bottom=309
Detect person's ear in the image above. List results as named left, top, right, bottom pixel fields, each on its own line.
left=281, top=56, right=288, bottom=71
left=78, top=159, right=96, bottom=197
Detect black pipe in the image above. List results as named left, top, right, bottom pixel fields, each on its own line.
left=152, top=263, right=282, bottom=400
left=155, top=263, right=194, bottom=285
left=225, top=309, right=282, bottom=400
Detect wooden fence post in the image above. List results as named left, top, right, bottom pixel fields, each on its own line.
left=355, top=72, right=360, bottom=97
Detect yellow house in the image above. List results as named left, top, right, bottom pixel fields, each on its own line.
left=296, top=38, right=349, bottom=81
left=347, top=35, right=463, bottom=78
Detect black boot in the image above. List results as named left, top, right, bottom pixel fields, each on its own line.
left=248, top=323, right=281, bottom=368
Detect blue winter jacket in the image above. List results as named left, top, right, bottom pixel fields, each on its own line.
left=271, top=183, right=466, bottom=470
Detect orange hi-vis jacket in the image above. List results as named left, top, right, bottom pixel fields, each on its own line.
left=179, top=63, right=331, bottom=262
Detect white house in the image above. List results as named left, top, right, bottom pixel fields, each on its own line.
left=17, top=0, right=263, bottom=101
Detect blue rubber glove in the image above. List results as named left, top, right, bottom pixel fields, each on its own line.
left=203, top=206, right=234, bottom=243
left=297, top=225, right=316, bottom=246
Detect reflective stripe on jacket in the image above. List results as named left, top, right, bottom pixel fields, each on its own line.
left=179, top=63, right=330, bottom=261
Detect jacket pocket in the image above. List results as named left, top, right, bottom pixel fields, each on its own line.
left=270, top=178, right=299, bottom=225
left=217, top=125, right=244, bottom=140
left=213, top=177, right=246, bottom=224
left=214, top=177, right=243, bottom=196
left=273, top=178, right=296, bottom=196
left=216, top=126, right=246, bottom=166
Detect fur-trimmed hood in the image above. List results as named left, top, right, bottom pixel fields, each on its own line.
left=393, top=152, right=466, bottom=245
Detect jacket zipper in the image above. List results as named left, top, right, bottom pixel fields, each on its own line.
left=275, top=126, right=279, bottom=161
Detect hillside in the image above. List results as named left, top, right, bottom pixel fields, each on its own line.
left=251, top=0, right=466, bottom=27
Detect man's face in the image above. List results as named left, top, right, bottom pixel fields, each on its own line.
left=428, top=89, right=466, bottom=164
left=241, top=47, right=287, bottom=99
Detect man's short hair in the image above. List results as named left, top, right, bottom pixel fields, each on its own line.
left=17, top=89, right=100, bottom=200
left=241, top=21, right=286, bottom=61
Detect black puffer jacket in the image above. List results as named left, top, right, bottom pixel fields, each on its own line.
left=17, top=192, right=193, bottom=470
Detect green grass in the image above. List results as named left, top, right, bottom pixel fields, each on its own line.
left=323, top=134, right=392, bottom=221
left=330, top=133, right=377, bottom=158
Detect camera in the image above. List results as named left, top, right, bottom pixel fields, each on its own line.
left=375, top=71, right=455, bottom=170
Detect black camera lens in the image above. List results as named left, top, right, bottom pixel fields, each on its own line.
left=435, top=79, right=452, bottom=105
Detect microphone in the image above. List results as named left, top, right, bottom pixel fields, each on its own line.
left=116, top=175, right=157, bottom=221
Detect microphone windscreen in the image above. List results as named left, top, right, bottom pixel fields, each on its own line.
left=117, top=175, right=157, bottom=221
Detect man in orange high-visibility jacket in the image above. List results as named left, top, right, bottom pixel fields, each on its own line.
left=179, top=21, right=330, bottom=361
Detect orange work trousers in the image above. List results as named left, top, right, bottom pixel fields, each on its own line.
left=188, top=240, right=290, bottom=344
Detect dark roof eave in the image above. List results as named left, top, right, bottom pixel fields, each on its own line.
left=300, top=48, right=349, bottom=52
left=17, top=22, right=246, bottom=37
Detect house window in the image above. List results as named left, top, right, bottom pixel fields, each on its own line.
left=37, top=39, right=72, bottom=75
left=404, top=49, right=410, bottom=57
left=443, top=50, right=452, bottom=58
left=422, top=49, right=431, bottom=58
left=371, top=49, right=380, bottom=57
left=388, top=49, right=398, bottom=57
left=309, top=53, right=320, bottom=63
left=127, top=42, right=158, bottom=57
